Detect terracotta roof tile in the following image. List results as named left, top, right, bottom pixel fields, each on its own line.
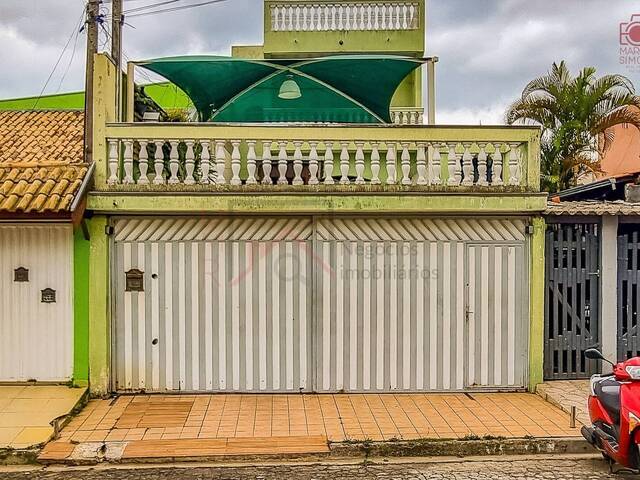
left=0, top=111, right=89, bottom=213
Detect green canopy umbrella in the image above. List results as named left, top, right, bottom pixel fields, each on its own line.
left=137, top=55, right=425, bottom=123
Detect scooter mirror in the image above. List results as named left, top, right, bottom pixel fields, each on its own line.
left=585, top=348, right=605, bottom=361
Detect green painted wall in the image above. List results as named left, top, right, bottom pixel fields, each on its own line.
left=88, top=216, right=111, bottom=397
left=231, top=45, right=265, bottom=59
left=73, top=226, right=90, bottom=387
left=0, top=91, right=85, bottom=110
left=87, top=192, right=548, bottom=215
left=263, top=1, right=425, bottom=58
left=0, top=82, right=191, bottom=112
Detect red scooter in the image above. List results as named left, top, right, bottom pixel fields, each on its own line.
left=582, top=348, right=640, bottom=472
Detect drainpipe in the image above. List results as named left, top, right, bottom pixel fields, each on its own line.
left=601, top=215, right=619, bottom=364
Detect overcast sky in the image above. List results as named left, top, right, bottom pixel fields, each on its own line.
left=0, top=0, right=638, bottom=124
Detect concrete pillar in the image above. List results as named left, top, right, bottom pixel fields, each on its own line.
left=601, top=215, right=619, bottom=364
left=88, top=215, right=111, bottom=397
left=529, top=216, right=546, bottom=391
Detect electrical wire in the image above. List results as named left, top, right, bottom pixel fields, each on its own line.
left=32, top=7, right=86, bottom=108
left=99, top=23, right=157, bottom=85
left=123, top=0, right=184, bottom=14
left=121, top=0, right=228, bottom=18
left=55, top=13, right=86, bottom=93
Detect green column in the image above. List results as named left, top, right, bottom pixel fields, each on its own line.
left=73, top=227, right=90, bottom=386
left=529, top=216, right=546, bottom=391
left=88, top=215, right=111, bottom=396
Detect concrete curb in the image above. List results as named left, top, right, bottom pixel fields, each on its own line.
left=0, top=448, right=39, bottom=466
left=37, top=436, right=592, bottom=466
left=329, top=436, right=592, bottom=459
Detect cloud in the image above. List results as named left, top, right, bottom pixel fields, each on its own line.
left=438, top=103, right=509, bottom=126
left=429, top=0, right=640, bottom=122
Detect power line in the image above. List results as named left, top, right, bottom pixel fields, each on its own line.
left=108, top=0, right=228, bottom=19
left=33, top=7, right=86, bottom=108
left=56, top=13, right=86, bottom=93
left=123, top=0, right=184, bottom=14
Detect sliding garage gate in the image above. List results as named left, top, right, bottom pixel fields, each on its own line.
left=112, top=217, right=529, bottom=393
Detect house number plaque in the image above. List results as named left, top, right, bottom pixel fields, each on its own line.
left=41, top=288, right=56, bottom=303
left=14, top=267, right=29, bottom=282
left=125, top=269, right=144, bottom=292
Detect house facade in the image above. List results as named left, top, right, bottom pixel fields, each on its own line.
left=0, top=111, right=91, bottom=385
left=544, top=176, right=640, bottom=381
left=84, top=0, right=547, bottom=396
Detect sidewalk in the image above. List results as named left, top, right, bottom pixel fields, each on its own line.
left=536, top=381, right=590, bottom=426
left=0, top=386, right=86, bottom=450
left=39, top=392, right=581, bottom=463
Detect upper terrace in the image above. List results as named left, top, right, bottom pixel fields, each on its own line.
left=88, top=0, right=542, bottom=213
left=263, top=0, right=425, bottom=57
left=91, top=54, right=541, bottom=205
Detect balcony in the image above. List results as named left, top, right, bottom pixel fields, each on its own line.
left=263, top=0, right=425, bottom=57
left=268, top=2, right=421, bottom=32
left=98, top=123, right=540, bottom=192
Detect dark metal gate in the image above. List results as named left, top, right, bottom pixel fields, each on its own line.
left=544, top=222, right=601, bottom=380
left=617, top=225, right=640, bottom=359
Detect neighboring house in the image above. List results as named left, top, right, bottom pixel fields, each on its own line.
left=83, top=0, right=546, bottom=397
left=0, top=83, right=192, bottom=114
left=0, top=110, right=92, bottom=385
left=600, top=119, right=640, bottom=177
left=544, top=172, right=640, bottom=381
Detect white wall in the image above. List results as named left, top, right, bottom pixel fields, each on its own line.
left=0, top=224, right=73, bottom=382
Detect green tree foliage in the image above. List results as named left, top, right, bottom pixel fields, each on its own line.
left=506, top=62, right=640, bottom=192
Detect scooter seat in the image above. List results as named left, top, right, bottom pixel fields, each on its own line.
left=594, top=377, right=621, bottom=424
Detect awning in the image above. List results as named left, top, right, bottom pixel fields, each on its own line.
left=137, top=55, right=425, bottom=123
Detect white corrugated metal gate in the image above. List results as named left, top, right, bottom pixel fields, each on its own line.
left=0, top=224, right=74, bottom=382
left=112, top=217, right=529, bottom=393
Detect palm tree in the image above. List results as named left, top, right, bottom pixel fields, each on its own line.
left=506, top=61, right=640, bottom=192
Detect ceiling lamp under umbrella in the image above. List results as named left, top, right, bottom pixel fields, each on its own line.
left=278, top=75, right=302, bottom=100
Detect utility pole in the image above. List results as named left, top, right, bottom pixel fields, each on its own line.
left=112, top=0, right=123, bottom=121
left=84, top=0, right=101, bottom=163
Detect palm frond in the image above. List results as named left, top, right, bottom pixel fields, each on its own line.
left=506, top=61, right=640, bottom=191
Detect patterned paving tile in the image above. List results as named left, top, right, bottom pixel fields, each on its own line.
left=54, top=392, right=580, bottom=447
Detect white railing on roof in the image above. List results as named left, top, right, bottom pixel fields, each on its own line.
left=269, top=3, right=420, bottom=32
left=390, top=108, right=424, bottom=125
left=105, top=135, right=524, bottom=189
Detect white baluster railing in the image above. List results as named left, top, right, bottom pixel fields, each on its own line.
left=308, top=141, right=320, bottom=185
left=184, top=140, right=196, bottom=185
left=246, top=140, right=258, bottom=185
left=153, top=140, right=165, bottom=185
left=168, top=140, right=179, bottom=185
left=138, top=140, right=150, bottom=185
left=200, top=140, right=211, bottom=185
left=269, top=2, right=420, bottom=31
left=261, top=141, right=273, bottom=185
left=390, top=108, right=424, bottom=125
left=104, top=137, right=526, bottom=189
left=122, top=139, right=134, bottom=185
